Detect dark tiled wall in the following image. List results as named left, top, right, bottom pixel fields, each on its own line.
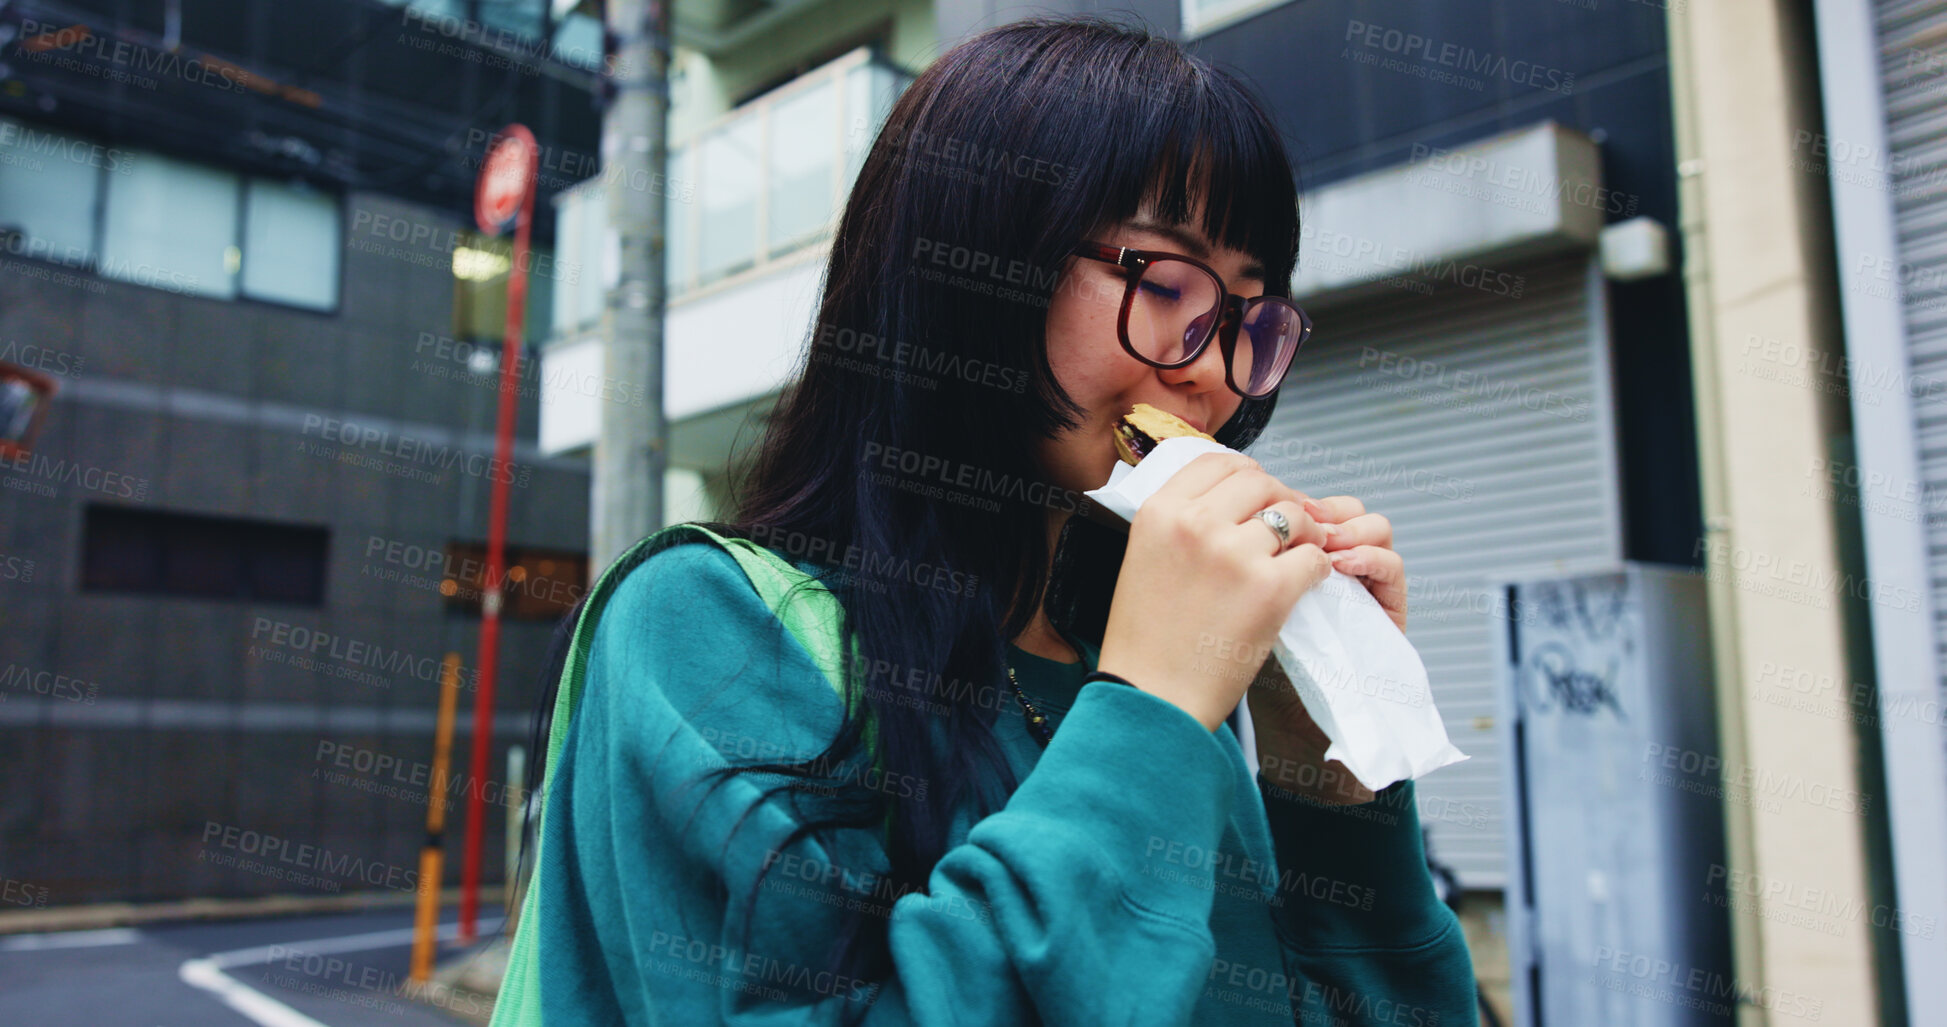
left=0, top=189, right=587, bottom=904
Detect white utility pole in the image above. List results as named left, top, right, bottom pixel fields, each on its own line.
left=592, top=0, right=670, bottom=568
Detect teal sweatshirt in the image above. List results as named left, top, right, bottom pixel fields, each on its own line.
left=532, top=542, right=1477, bottom=1025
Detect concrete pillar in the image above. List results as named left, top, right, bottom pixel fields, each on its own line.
left=1667, top=1, right=1883, bottom=1022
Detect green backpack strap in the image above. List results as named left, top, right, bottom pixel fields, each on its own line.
left=490, top=522, right=861, bottom=1027
left=545, top=523, right=858, bottom=780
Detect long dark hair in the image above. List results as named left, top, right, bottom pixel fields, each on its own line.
left=527, top=13, right=1298, bottom=1016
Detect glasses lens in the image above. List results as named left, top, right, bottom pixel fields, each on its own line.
left=1125, top=259, right=1222, bottom=365
left=1236, top=300, right=1306, bottom=396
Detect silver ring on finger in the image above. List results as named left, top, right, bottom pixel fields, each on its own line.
left=1254, top=507, right=1292, bottom=552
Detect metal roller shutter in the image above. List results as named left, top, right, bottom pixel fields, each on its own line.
left=1876, top=0, right=1947, bottom=788
left=1256, top=254, right=1624, bottom=884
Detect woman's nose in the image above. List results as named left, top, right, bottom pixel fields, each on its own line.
left=1156, top=318, right=1233, bottom=394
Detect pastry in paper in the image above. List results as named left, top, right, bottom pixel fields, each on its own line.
left=1084, top=428, right=1467, bottom=792
left=1113, top=402, right=1217, bottom=465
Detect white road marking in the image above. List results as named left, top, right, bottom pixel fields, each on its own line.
left=180, top=959, right=333, bottom=1027
left=177, top=917, right=505, bottom=1027
left=0, top=927, right=142, bottom=951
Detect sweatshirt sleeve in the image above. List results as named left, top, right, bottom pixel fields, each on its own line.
left=549, top=542, right=1246, bottom=1026
left=1256, top=776, right=1479, bottom=1027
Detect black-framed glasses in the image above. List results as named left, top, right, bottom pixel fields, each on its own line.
left=1071, top=241, right=1311, bottom=399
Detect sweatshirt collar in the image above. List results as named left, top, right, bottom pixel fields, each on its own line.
left=1005, top=626, right=1100, bottom=713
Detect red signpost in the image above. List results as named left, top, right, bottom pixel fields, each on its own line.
left=459, top=123, right=539, bottom=944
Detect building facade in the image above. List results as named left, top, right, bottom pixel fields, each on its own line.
left=0, top=0, right=600, bottom=903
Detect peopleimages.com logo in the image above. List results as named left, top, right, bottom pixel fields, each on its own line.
left=1343, top=20, right=1576, bottom=94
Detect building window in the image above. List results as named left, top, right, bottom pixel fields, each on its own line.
left=551, top=12, right=604, bottom=70
left=439, top=542, right=587, bottom=620
left=81, top=505, right=330, bottom=605
left=242, top=179, right=342, bottom=310
left=1182, top=0, right=1295, bottom=37
left=101, top=151, right=241, bottom=299
left=398, top=0, right=469, bottom=22
left=0, top=118, right=108, bottom=268
left=0, top=116, right=342, bottom=310
left=477, top=0, right=546, bottom=41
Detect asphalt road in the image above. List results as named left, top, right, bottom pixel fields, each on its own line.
left=0, top=909, right=505, bottom=1027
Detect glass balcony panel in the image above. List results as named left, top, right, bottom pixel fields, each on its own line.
left=844, top=62, right=904, bottom=184
left=766, top=80, right=836, bottom=256
left=697, top=118, right=761, bottom=284
left=667, top=146, right=694, bottom=292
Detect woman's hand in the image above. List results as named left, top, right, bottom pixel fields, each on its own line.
left=1096, top=452, right=1335, bottom=731
left=1303, top=495, right=1407, bottom=633
left=1247, top=493, right=1402, bottom=805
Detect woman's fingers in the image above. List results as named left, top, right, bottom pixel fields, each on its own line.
left=1162, top=453, right=1316, bottom=511
left=1328, top=542, right=1401, bottom=581
left=1319, top=511, right=1392, bottom=552
left=1285, top=495, right=1407, bottom=629
left=1301, top=495, right=1366, bottom=524
left=1328, top=543, right=1408, bottom=631
left=1204, top=476, right=1324, bottom=550
left=1234, top=499, right=1322, bottom=555
left=1152, top=452, right=1262, bottom=503
left=1274, top=541, right=1335, bottom=593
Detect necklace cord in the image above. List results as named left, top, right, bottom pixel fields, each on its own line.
left=1006, top=667, right=1135, bottom=748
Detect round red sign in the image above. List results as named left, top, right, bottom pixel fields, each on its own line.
left=475, top=124, right=537, bottom=234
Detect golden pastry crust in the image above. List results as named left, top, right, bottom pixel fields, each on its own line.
left=1113, top=403, right=1217, bottom=465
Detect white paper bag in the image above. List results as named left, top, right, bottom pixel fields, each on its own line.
left=1084, top=436, right=1468, bottom=793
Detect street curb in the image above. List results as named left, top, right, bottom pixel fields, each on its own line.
left=0, top=885, right=510, bottom=935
